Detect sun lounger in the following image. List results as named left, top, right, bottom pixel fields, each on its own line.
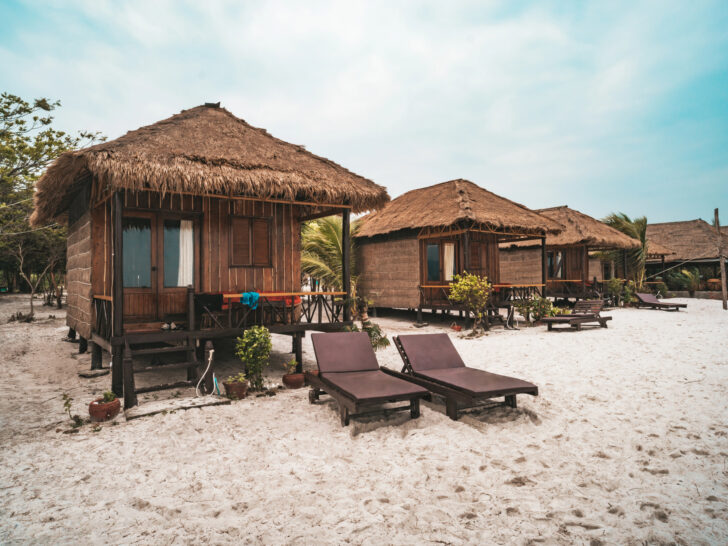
left=634, top=292, right=687, bottom=311
left=383, top=333, right=538, bottom=421
left=306, top=332, right=429, bottom=426
left=541, top=299, right=611, bottom=331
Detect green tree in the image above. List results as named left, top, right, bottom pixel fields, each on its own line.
left=448, top=272, right=492, bottom=333
left=301, top=215, right=359, bottom=312
left=601, top=213, right=649, bottom=288
left=0, top=92, right=103, bottom=314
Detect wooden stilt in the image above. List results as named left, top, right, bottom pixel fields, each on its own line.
left=90, top=341, right=102, bottom=370
left=294, top=333, right=303, bottom=373
left=78, top=336, right=88, bottom=354
left=68, top=328, right=76, bottom=340
left=111, top=345, right=123, bottom=398
left=342, top=209, right=351, bottom=322
left=122, top=346, right=137, bottom=409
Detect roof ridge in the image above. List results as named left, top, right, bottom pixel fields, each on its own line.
left=453, top=179, right=475, bottom=220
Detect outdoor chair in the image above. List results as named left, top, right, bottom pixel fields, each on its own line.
left=541, top=299, right=612, bottom=331
left=385, top=333, right=538, bottom=421
left=306, top=332, right=429, bottom=426
left=634, top=292, right=687, bottom=311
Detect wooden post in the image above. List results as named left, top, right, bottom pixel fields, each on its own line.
left=622, top=249, right=628, bottom=279
left=111, top=191, right=124, bottom=398
left=78, top=336, right=88, bottom=354
left=582, top=245, right=588, bottom=298
left=122, top=345, right=137, bottom=409
left=342, top=209, right=351, bottom=322
left=714, top=208, right=727, bottom=310
left=541, top=237, right=547, bottom=298
left=294, top=333, right=303, bottom=373
left=67, top=328, right=76, bottom=340
left=462, top=230, right=470, bottom=273
left=90, top=341, right=102, bottom=370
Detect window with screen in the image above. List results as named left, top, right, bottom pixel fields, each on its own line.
left=547, top=250, right=564, bottom=279
left=231, top=217, right=271, bottom=266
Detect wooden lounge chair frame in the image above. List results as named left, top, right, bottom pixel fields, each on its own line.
left=542, top=299, right=612, bottom=331
left=386, top=335, right=538, bottom=421
left=305, top=332, right=428, bottom=426
left=305, top=370, right=424, bottom=426
left=634, top=293, right=687, bottom=312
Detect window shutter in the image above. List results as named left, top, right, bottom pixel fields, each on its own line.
left=231, top=217, right=251, bottom=266
left=252, top=219, right=270, bottom=266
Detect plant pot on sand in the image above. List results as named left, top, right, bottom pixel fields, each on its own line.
left=223, top=373, right=249, bottom=400
left=89, top=394, right=121, bottom=422
left=282, top=373, right=305, bottom=389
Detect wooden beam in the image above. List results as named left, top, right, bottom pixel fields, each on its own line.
left=541, top=237, right=547, bottom=298
left=342, top=209, right=351, bottom=322
left=714, top=208, right=727, bottom=310
left=111, top=191, right=124, bottom=397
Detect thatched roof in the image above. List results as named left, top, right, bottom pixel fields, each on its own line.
left=646, top=219, right=722, bottom=262
left=501, top=206, right=640, bottom=250
left=31, top=104, right=389, bottom=225
left=645, top=239, right=675, bottom=258
left=355, top=179, right=562, bottom=239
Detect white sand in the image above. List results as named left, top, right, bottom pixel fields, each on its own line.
left=1, top=294, right=727, bottom=544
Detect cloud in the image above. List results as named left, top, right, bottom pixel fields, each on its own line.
left=1, top=0, right=727, bottom=221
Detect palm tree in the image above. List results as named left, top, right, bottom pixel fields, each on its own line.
left=301, top=215, right=359, bottom=309
left=602, top=212, right=649, bottom=287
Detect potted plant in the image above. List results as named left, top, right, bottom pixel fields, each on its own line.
left=282, top=358, right=305, bottom=389
left=234, top=325, right=272, bottom=392
left=88, top=390, right=121, bottom=422
left=222, top=372, right=249, bottom=400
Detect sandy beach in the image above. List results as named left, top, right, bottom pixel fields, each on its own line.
left=0, top=294, right=726, bottom=545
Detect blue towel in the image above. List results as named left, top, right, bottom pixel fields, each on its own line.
left=241, top=292, right=260, bottom=310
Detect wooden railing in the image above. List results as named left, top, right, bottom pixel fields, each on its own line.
left=199, top=291, right=347, bottom=330
left=419, top=283, right=544, bottom=308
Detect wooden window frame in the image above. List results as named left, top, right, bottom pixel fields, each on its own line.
left=230, top=215, right=273, bottom=268
left=421, top=238, right=459, bottom=284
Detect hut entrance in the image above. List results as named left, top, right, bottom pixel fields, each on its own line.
left=122, top=212, right=199, bottom=324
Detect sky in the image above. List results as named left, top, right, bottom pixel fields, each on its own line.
left=1, top=0, right=727, bottom=223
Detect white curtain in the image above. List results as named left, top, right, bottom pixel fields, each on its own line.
left=443, top=243, right=455, bottom=281
left=178, top=220, right=194, bottom=286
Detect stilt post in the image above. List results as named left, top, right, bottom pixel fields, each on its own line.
left=342, top=209, right=351, bottom=322
left=541, top=237, right=548, bottom=298
left=111, top=191, right=124, bottom=398
left=714, top=208, right=727, bottom=310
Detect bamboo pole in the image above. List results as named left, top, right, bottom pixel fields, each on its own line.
left=714, top=208, right=727, bottom=310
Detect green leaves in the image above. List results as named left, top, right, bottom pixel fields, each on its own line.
left=234, top=326, right=272, bottom=391
left=448, top=272, right=492, bottom=332
left=602, top=212, right=649, bottom=288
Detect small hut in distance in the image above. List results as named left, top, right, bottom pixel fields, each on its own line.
left=355, top=179, right=562, bottom=321
left=500, top=205, right=641, bottom=299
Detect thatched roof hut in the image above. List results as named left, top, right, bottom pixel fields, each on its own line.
left=356, top=179, right=562, bottom=239
left=31, top=103, right=388, bottom=225
left=646, top=220, right=722, bottom=263
left=500, top=206, right=640, bottom=250
left=355, top=179, right=561, bottom=313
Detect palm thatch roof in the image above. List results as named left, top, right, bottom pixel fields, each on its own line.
left=646, top=219, right=722, bottom=262
left=645, top=239, right=675, bottom=258
left=31, top=104, right=389, bottom=225
left=355, top=179, right=562, bottom=239
left=501, top=206, right=641, bottom=250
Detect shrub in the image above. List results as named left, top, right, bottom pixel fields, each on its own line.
left=235, top=326, right=272, bottom=391
left=225, top=372, right=247, bottom=384
left=514, top=296, right=559, bottom=323
left=448, top=272, right=492, bottom=332
left=101, top=391, right=116, bottom=403
left=346, top=321, right=390, bottom=351
left=623, top=280, right=637, bottom=304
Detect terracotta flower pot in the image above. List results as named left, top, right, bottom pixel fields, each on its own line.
left=89, top=397, right=121, bottom=422
left=223, top=381, right=249, bottom=400
left=282, top=373, right=305, bottom=389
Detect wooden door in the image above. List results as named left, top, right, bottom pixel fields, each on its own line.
left=122, top=212, right=198, bottom=323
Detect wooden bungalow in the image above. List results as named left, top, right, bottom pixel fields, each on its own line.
left=500, top=206, right=640, bottom=300
left=31, top=103, right=388, bottom=407
left=646, top=219, right=726, bottom=280
left=354, top=179, right=562, bottom=323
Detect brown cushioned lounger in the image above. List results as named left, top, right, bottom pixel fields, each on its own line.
left=383, top=333, right=538, bottom=421
left=305, top=332, right=428, bottom=426
left=634, top=292, right=687, bottom=311
left=541, top=299, right=611, bottom=331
